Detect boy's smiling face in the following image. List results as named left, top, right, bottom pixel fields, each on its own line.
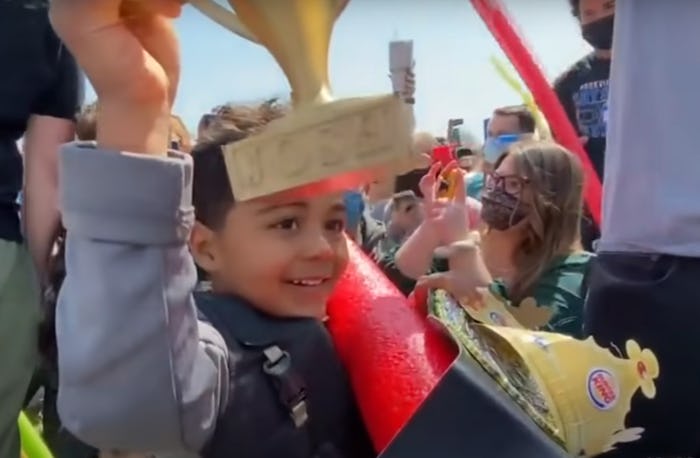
left=192, top=191, right=349, bottom=319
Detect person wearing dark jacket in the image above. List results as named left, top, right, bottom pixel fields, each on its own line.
left=0, top=2, right=81, bottom=457
left=553, top=0, right=614, bottom=251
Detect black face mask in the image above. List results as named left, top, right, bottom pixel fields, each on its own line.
left=480, top=188, right=529, bottom=231
left=582, top=15, right=615, bottom=51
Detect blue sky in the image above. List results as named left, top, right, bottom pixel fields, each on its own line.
left=86, top=0, right=591, bottom=140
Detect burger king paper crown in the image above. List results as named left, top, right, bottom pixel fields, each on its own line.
left=430, top=289, right=660, bottom=457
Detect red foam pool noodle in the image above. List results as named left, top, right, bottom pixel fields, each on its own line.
left=327, top=243, right=456, bottom=451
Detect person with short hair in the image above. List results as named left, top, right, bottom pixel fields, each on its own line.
left=0, top=3, right=81, bottom=457
left=553, top=0, right=615, bottom=252
left=25, top=106, right=100, bottom=458
left=554, top=0, right=613, bottom=182
left=483, top=104, right=536, bottom=169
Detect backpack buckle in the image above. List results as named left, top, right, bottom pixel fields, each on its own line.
left=263, top=345, right=310, bottom=428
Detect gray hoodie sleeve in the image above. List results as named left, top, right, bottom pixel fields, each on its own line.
left=56, top=143, right=229, bottom=454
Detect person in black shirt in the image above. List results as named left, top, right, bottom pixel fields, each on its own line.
left=554, top=0, right=614, bottom=251
left=0, top=2, right=81, bottom=457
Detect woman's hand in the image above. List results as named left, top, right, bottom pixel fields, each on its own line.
left=390, top=63, right=416, bottom=104
left=418, top=162, right=471, bottom=246
left=50, top=0, right=183, bottom=155
left=416, top=238, right=492, bottom=300
left=402, top=68, right=416, bottom=105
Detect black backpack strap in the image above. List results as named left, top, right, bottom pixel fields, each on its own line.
left=262, top=346, right=339, bottom=456
left=262, top=345, right=310, bottom=428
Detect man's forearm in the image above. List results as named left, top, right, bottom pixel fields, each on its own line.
left=23, top=115, right=75, bottom=280
left=22, top=168, right=60, bottom=280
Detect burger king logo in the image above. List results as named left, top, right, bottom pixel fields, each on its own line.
left=587, top=368, right=619, bottom=410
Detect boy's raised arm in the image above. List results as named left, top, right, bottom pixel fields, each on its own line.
left=56, top=145, right=229, bottom=454
left=50, top=1, right=228, bottom=454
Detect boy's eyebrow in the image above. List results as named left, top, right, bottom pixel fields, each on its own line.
left=256, top=202, right=308, bottom=214
left=256, top=201, right=346, bottom=214
left=329, top=203, right=346, bottom=213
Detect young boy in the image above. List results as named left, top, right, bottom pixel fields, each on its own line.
left=56, top=94, right=376, bottom=458
left=52, top=3, right=375, bottom=453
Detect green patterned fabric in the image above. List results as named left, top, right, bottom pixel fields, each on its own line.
left=491, top=252, right=593, bottom=338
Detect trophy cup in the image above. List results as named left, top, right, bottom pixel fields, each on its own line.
left=189, top=0, right=415, bottom=200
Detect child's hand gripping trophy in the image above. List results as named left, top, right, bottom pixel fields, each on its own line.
left=49, top=0, right=183, bottom=155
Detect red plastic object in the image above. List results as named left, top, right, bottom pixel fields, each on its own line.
left=470, top=0, right=602, bottom=227
left=432, top=145, right=454, bottom=168
left=409, top=287, right=428, bottom=314
left=327, top=242, right=457, bottom=451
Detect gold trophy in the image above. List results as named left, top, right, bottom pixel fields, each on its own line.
left=189, top=0, right=415, bottom=200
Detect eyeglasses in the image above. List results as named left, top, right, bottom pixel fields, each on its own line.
left=484, top=171, right=530, bottom=195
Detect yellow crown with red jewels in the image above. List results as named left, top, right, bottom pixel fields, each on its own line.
left=430, top=289, right=660, bottom=457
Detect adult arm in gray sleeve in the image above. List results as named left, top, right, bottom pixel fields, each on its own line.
left=56, top=143, right=230, bottom=454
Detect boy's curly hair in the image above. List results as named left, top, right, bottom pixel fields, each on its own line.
left=197, top=98, right=288, bottom=143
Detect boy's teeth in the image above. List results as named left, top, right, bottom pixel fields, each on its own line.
left=291, top=279, right=324, bottom=286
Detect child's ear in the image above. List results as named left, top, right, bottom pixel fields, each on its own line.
left=189, top=222, right=220, bottom=274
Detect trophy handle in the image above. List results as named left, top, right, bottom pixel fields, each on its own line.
left=188, top=0, right=259, bottom=43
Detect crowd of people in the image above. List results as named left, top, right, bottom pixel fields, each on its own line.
left=1, top=0, right=699, bottom=457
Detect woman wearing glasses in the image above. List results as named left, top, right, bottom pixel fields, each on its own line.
left=391, top=140, right=592, bottom=338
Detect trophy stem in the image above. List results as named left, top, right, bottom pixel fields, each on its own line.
left=227, top=0, right=338, bottom=107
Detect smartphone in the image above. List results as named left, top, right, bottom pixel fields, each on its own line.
left=447, top=118, right=464, bottom=144
left=389, top=40, right=414, bottom=98
left=432, top=145, right=454, bottom=167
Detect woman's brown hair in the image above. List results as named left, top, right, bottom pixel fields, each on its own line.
left=495, top=140, right=584, bottom=303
